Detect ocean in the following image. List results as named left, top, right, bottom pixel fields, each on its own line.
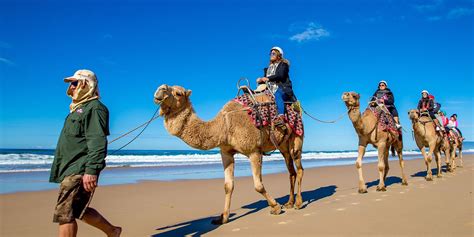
left=1, top=142, right=473, bottom=194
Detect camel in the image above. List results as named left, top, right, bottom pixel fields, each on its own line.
left=342, top=92, right=408, bottom=193
left=447, top=131, right=464, bottom=170
left=408, top=109, right=451, bottom=180
left=153, top=84, right=304, bottom=224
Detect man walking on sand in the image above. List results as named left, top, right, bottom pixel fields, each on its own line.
left=49, top=69, right=121, bottom=237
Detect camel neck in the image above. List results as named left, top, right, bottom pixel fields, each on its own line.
left=164, top=104, right=223, bottom=150
left=348, top=107, right=364, bottom=132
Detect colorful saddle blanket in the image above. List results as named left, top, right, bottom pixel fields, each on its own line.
left=368, top=106, right=400, bottom=134
left=233, top=90, right=304, bottom=136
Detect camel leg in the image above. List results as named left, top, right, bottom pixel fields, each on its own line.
left=458, top=146, right=463, bottom=168
left=383, top=148, right=390, bottom=181
left=434, top=149, right=442, bottom=178
left=293, top=153, right=304, bottom=209
left=355, top=145, right=367, bottom=193
left=450, top=144, right=457, bottom=171
left=422, top=147, right=433, bottom=181
left=281, top=151, right=296, bottom=209
left=396, top=146, right=408, bottom=185
left=443, top=145, right=452, bottom=173
left=376, top=144, right=387, bottom=192
left=249, top=152, right=281, bottom=215
left=212, top=150, right=235, bottom=225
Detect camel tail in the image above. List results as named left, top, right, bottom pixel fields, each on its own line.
left=391, top=145, right=396, bottom=157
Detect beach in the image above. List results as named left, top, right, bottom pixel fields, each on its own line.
left=1, top=154, right=472, bottom=236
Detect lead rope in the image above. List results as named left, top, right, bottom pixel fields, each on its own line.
left=300, top=105, right=347, bottom=123
left=108, top=107, right=161, bottom=155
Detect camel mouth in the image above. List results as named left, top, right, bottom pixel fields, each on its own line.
left=341, top=95, right=350, bottom=102
left=154, top=97, right=162, bottom=104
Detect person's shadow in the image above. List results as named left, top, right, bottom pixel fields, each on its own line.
left=411, top=165, right=448, bottom=178
left=151, top=185, right=337, bottom=237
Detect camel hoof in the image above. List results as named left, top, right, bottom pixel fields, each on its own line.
left=358, top=188, right=368, bottom=194
left=437, top=174, right=443, bottom=178
left=458, top=165, right=463, bottom=168
left=294, top=202, right=303, bottom=210
left=211, top=214, right=227, bottom=225
left=425, top=176, right=433, bottom=181
left=402, top=180, right=408, bottom=186
left=270, top=205, right=282, bottom=215
left=283, top=202, right=294, bottom=209
left=376, top=186, right=386, bottom=192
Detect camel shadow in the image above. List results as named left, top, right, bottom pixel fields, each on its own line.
left=366, top=176, right=402, bottom=189
left=235, top=185, right=337, bottom=220
left=152, top=214, right=235, bottom=237
left=411, top=165, right=448, bottom=178
left=151, top=185, right=337, bottom=237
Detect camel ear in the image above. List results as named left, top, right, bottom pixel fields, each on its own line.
left=186, top=90, right=192, bottom=97
left=174, top=90, right=184, bottom=97
left=355, top=93, right=360, bottom=99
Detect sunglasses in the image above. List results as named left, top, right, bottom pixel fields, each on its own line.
left=70, top=81, right=79, bottom=87
left=379, top=84, right=386, bottom=87
left=269, top=52, right=277, bottom=56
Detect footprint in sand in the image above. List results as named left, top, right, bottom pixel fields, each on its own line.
left=399, top=191, right=405, bottom=194
left=303, top=213, right=311, bottom=217
left=374, top=199, right=382, bottom=202
left=232, top=228, right=241, bottom=232
left=278, top=220, right=293, bottom=225
left=350, top=192, right=358, bottom=196
left=338, top=195, right=347, bottom=198
left=351, top=202, right=360, bottom=205
left=336, top=208, right=346, bottom=211
left=381, top=194, right=389, bottom=197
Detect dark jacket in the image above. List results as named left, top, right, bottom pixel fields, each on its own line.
left=417, top=98, right=434, bottom=111
left=263, top=62, right=296, bottom=102
left=371, top=88, right=395, bottom=107
left=50, top=99, right=110, bottom=183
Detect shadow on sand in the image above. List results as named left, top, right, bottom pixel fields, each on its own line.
left=366, top=176, right=403, bottom=189
left=151, top=185, right=337, bottom=237
left=411, top=165, right=448, bottom=178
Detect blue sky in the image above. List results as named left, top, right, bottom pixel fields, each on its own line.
left=0, top=0, right=472, bottom=151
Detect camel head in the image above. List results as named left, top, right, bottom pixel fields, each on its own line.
left=341, top=92, right=360, bottom=108
left=408, top=109, right=420, bottom=121
left=154, top=84, right=192, bottom=116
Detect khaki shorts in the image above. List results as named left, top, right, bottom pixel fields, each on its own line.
left=53, top=175, right=94, bottom=224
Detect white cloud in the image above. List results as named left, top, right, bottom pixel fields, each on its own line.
left=427, top=16, right=442, bottom=21
left=0, top=57, right=14, bottom=66
left=447, top=7, right=474, bottom=19
left=413, top=0, right=443, bottom=12
left=289, top=23, right=330, bottom=43
left=102, top=34, right=113, bottom=40
left=0, top=41, right=11, bottom=49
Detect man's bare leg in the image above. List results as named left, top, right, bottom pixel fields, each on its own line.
left=81, top=208, right=121, bottom=237
left=59, top=221, right=78, bottom=237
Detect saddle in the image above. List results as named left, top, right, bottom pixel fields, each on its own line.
left=234, top=84, right=304, bottom=136
left=368, top=105, right=399, bottom=134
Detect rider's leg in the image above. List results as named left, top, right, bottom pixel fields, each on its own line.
left=274, top=88, right=285, bottom=116
left=389, top=107, right=401, bottom=128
